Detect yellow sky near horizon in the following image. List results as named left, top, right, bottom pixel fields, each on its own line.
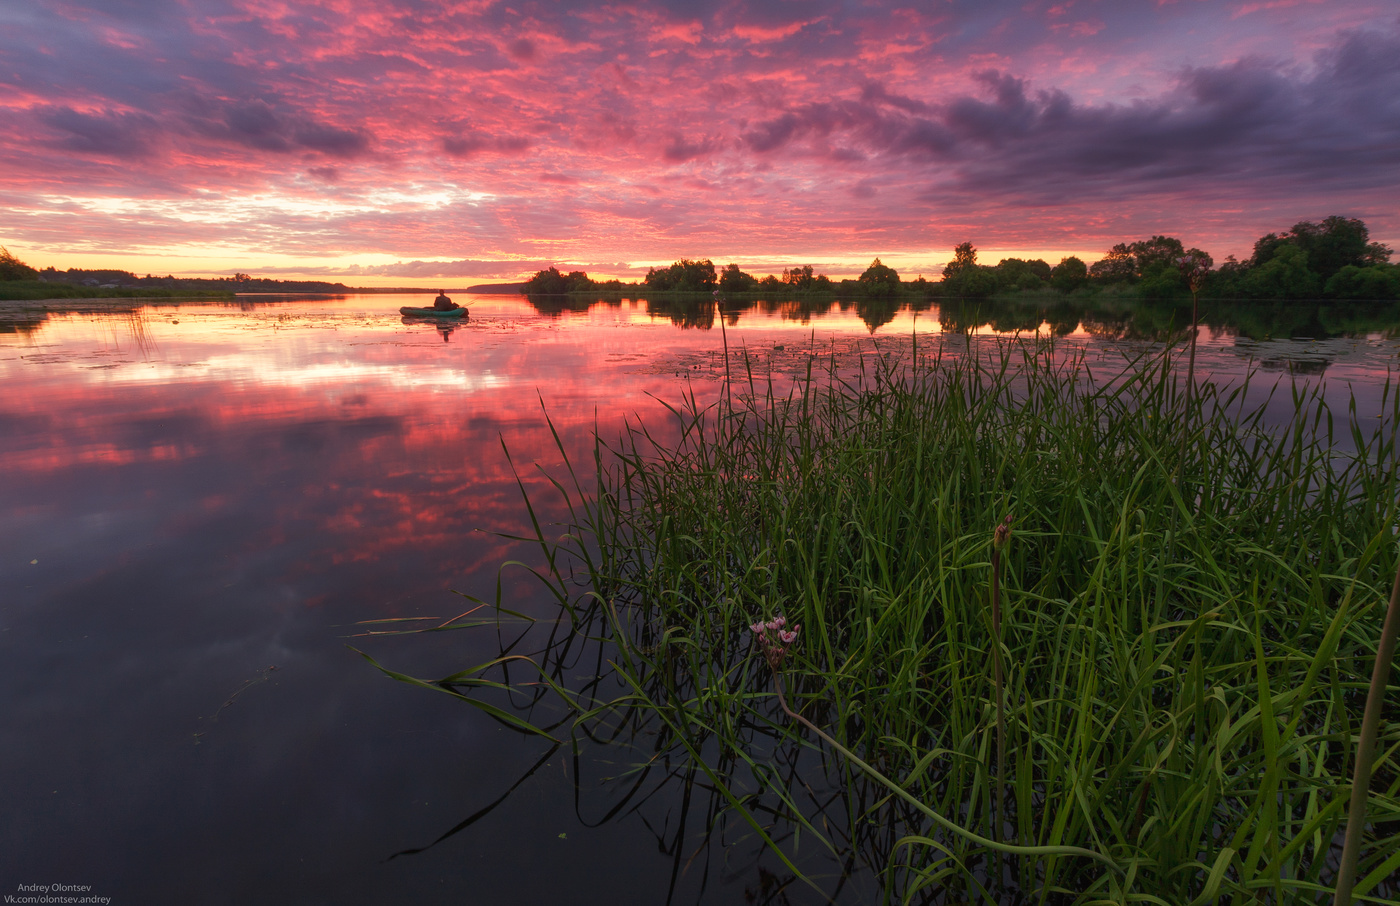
left=6, top=244, right=1116, bottom=287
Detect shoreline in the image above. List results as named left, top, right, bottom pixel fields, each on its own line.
left=0, top=295, right=238, bottom=311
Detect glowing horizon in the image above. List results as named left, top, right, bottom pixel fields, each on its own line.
left=2, top=1, right=1398, bottom=286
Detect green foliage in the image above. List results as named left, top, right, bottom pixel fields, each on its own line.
left=1251, top=232, right=1292, bottom=269
left=412, top=348, right=1400, bottom=902
left=523, top=266, right=598, bottom=294
left=990, top=257, right=1050, bottom=292
left=939, top=244, right=1002, bottom=297
left=1049, top=256, right=1088, bottom=293
left=782, top=264, right=815, bottom=289
left=1138, top=268, right=1185, bottom=302
left=1286, top=216, right=1385, bottom=282
left=21, top=265, right=351, bottom=294
left=1131, top=235, right=1190, bottom=274
left=1088, top=243, right=1138, bottom=283
left=1238, top=243, right=1322, bottom=300
left=1236, top=216, right=1394, bottom=299
left=718, top=263, right=758, bottom=293
left=644, top=258, right=717, bottom=292
left=1087, top=236, right=1208, bottom=290
left=0, top=247, right=38, bottom=281
left=773, top=264, right=833, bottom=293
left=857, top=257, right=900, bottom=296
left=941, top=242, right=978, bottom=280
left=1325, top=265, right=1400, bottom=301
left=942, top=264, right=999, bottom=298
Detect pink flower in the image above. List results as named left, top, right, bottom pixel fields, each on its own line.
left=752, top=615, right=801, bottom=668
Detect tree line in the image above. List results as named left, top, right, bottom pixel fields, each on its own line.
left=0, top=249, right=367, bottom=295
left=524, top=257, right=912, bottom=298
left=940, top=216, right=1396, bottom=301
left=523, top=215, right=1397, bottom=302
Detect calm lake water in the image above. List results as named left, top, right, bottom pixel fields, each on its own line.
left=3, top=292, right=1399, bottom=904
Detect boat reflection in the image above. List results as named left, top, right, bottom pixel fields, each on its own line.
left=401, top=314, right=464, bottom=342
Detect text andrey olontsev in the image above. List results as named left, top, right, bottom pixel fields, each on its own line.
left=7, top=885, right=110, bottom=905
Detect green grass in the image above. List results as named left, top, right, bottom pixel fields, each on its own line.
left=377, top=340, right=1400, bottom=903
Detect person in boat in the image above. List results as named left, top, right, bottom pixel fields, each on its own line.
left=432, top=290, right=459, bottom=311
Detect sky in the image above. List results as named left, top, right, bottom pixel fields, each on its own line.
left=1, top=0, right=1398, bottom=286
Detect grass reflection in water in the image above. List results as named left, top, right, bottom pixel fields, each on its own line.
left=369, top=340, right=1400, bottom=905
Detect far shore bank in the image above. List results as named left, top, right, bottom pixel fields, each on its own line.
left=1, top=294, right=235, bottom=310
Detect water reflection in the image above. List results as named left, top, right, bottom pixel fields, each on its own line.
left=511, top=291, right=1400, bottom=341
left=4, top=292, right=1400, bottom=903
left=401, top=314, right=465, bottom=342
left=0, top=294, right=738, bottom=904
left=369, top=596, right=888, bottom=904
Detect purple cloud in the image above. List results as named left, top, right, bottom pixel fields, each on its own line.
left=38, top=107, right=159, bottom=158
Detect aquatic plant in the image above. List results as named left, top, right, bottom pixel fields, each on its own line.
left=1334, top=562, right=1400, bottom=906
left=377, top=339, right=1400, bottom=903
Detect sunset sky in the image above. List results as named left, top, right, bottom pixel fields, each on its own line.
left=2, top=0, right=1397, bottom=285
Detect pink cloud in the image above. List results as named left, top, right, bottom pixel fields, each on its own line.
left=0, top=1, right=1395, bottom=280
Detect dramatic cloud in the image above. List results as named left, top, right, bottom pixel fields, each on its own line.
left=38, top=107, right=160, bottom=158
left=0, top=1, right=1396, bottom=283
left=744, top=33, right=1400, bottom=202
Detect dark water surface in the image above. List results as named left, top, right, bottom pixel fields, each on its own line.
left=3, top=293, right=1399, bottom=904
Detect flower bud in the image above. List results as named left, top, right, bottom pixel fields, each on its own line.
left=993, top=513, right=1012, bottom=551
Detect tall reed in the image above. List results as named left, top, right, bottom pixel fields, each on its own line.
left=381, top=339, right=1400, bottom=903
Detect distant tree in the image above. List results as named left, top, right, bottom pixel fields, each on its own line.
left=782, top=264, right=816, bottom=290
left=643, top=265, right=672, bottom=291
left=1250, top=233, right=1292, bottom=269
left=1049, top=256, right=1088, bottom=293
left=757, top=274, right=783, bottom=290
left=0, top=246, right=38, bottom=281
left=858, top=258, right=900, bottom=296
left=941, top=242, right=978, bottom=279
left=1287, top=216, right=1381, bottom=283
left=944, top=266, right=998, bottom=298
left=1248, top=216, right=1390, bottom=285
left=991, top=258, right=1049, bottom=291
left=525, top=266, right=570, bottom=293
left=1090, top=236, right=1193, bottom=284
left=1239, top=243, right=1321, bottom=299
left=940, top=243, right=998, bottom=296
left=719, top=263, right=758, bottom=293
left=524, top=267, right=598, bottom=294
left=1088, top=243, right=1138, bottom=283
left=646, top=259, right=717, bottom=292
left=1206, top=255, right=1249, bottom=297
left=1132, top=236, right=1188, bottom=276
left=1363, top=241, right=1394, bottom=267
